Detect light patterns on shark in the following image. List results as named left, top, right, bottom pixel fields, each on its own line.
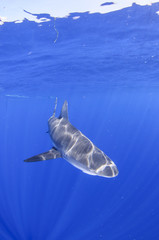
left=24, top=100, right=119, bottom=178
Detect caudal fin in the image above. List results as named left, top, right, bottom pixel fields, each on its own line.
left=59, top=100, right=68, bottom=120
left=52, top=97, right=58, bottom=117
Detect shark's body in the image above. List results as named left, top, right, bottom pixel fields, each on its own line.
left=24, top=100, right=119, bottom=178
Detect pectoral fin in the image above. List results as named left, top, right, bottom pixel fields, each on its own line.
left=24, top=147, right=61, bottom=162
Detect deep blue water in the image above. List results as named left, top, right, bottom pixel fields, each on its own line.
left=0, top=3, right=159, bottom=240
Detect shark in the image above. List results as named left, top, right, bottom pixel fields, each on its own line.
left=24, top=99, right=119, bottom=178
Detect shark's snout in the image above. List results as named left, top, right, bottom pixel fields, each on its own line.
left=98, top=164, right=119, bottom=178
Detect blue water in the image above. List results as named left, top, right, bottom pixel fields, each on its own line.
left=0, top=3, right=159, bottom=240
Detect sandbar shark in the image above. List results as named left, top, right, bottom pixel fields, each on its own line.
left=24, top=99, right=119, bottom=178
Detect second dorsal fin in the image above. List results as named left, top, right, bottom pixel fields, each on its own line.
left=59, top=100, right=68, bottom=120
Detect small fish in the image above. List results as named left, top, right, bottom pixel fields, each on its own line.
left=24, top=99, right=119, bottom=178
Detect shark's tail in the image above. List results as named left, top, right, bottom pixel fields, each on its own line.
left=53, top=97, right=57, bottom=117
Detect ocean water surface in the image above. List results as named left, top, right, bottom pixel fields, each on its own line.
left=0, top=2, right=159, bottom=240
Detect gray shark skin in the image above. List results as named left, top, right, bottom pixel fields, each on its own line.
left=24, top=100, right=119, bottom=178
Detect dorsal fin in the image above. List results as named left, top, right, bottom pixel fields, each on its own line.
left=59, top=100, right=68, bottom=120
